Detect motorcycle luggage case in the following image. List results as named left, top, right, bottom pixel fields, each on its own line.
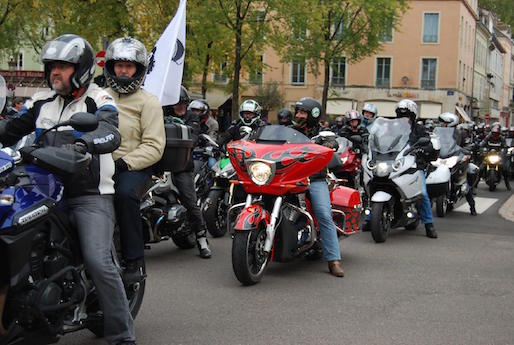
left=426, top=165, right=450, bottom=198
left=330, top=186, right=362, bottom=235
left=155, top=122, right=193, bottom=173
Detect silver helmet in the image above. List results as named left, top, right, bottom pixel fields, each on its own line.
left=104, top=37, right=148, bottom=94
left=239, top=99, right=262, bottom=126
left=438, top=112, right=459, bottom=127
left=395, top=99, right=418, bottom=121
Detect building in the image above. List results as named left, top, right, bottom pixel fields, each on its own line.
left=472, top=8, right=491, bottom=122
left=496, top=25, right=513, bottom=126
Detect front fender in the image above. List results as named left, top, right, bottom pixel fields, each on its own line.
left=233, top=204, right=271, bottom=232
left=371, top=191, right=392, bottom=202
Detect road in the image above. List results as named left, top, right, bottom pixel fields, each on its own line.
left=62, top=183, right=514, bottom=345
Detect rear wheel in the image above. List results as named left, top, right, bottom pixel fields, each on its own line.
left=232, top=225, right=269, bottom=285
left=203, top=190, right=228, bottom=238
left=435, top=195, right=447, bottom=217
left=370, top=202, right=391, bottom=243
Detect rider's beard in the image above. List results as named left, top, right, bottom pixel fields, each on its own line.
left=51, top=76, right=72, bottom=95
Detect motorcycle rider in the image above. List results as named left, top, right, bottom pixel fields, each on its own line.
left=478, top=124, right=511, bottom=191
left=277, top=107, right=293, bottom=126
left=293, top=97, right=345, bottom=277
left=395, top=99, right=438, bottom=238
left=218, top=99, right=267, bottom=147
left=438, top=113, right=477, bottom=216
left=189, top=99, right=218, bottom=140
left=0, top=34, right=136, bottom=345
left=361, top=102, right=378, bottom=128
left=330, top=115, right=345, bottom=134
left=104, top=37, right=166, bottom=285
left=163, top=86, right=212, bottom=258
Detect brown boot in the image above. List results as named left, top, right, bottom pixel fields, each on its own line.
left=328, top=260, right=344, bottom=277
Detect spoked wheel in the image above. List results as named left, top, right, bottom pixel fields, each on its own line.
left=203, top=190, right=228, bottom=238
left=232, top=225, right=269, bottom=285
left=435, top=195, right=448, bottom=217
left=370, top=202, right=391, bottom=243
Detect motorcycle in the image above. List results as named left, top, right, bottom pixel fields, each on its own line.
left=362, top=117, right=432, bottom=243
left=193, top=134, right=220, bottom=205
left=227, top=125, right=361, bottom=285
left=427, top=127, right=476, bottom=217
left=333, top=136, right=363, bottom=190
left=506, top=137, right=514, bottom=178
left=0, top=113, right=144, bottom=345
left=483, top=147, right=503, bottom=191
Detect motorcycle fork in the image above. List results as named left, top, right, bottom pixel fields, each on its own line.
left=263, top=197, right=283, bottom=253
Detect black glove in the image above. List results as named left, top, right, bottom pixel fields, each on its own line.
left=61, top=141, right=88, bottom=154
left=115, top=158, right=129, bottom=174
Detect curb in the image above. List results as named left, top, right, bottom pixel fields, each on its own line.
left=499, top=193, right=514, bottom=223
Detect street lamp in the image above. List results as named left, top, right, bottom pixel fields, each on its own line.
left=7, top=57, right=16, bottom=107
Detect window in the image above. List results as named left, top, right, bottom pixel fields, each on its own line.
left=17, top=52, right=23, bottom=69
left=421, top=58, right=437, bottom=89
left=333, top=19, right=344, bottom=40
left=249, top=55, right=263, bottom=85
left=379, top=16, right=393, bottom=42
left=423, top=13, right=439, bottom=43
left=292, top=19, right=307, bottom=40
left=331, top=57, right=346, bottom=86
left=376, top=57, right=391, bottom=88
left=213, top=60, right=228, bottom=83
left=291, top=58, right=305, bottom=85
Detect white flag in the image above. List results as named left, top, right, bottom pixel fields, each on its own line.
left=143, top=0, right=187, bottom=106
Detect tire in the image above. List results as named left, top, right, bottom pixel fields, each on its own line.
left=435, top=195, right=447, bottom=217
left=487, top=170, right=497, bottom=192
left=370, top=202, right=391, bottom=243
left=232, top=225, right=269, bottom=286
left=405, top=218, right=419, bottom=231
left=203, top=190, right=228, bottom=238
left=170, top=222, right=196, bottom=249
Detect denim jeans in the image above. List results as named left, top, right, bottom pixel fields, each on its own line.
left=309, top=180, right=341, bottom=261
left=67, top=195, right=135, bottom=345
left=417, top=172, right=434, bottom=225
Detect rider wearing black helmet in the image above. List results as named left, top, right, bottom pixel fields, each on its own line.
left=277, top=108, right=293, bottom=126
left=330, top=115, right=345, bottom=135
left=293, top=97, right=345, bottom=278
left=0, top=34, right=136, bottom=345
left=479, top=124, right=511, bottom=190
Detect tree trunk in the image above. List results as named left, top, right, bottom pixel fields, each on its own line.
left=322, top=58, right=330, bottom=119
left=231, top=5, right=243, bottom=121
left=201, top=42, right=213, bottom=99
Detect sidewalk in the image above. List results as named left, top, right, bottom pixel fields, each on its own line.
left=499, top=193, right=514, bottom=222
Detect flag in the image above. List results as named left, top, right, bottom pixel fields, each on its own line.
left=143, top=0, right=187, bottom=106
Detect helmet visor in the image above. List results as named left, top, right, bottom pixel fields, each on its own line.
left=41, top=39, right=85, bottom=64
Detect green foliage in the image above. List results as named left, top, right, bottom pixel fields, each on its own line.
left=479, top=0, right=514, bottom=31
left=253, top=81, right=284, bottom=114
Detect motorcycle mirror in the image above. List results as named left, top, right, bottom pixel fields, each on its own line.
left=200, top=133, right=219, bottom=148
left=67, top=112, right=99, bottom=132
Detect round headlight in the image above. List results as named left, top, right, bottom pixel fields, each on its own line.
left=247, top=161, right=273, bottom=185
left=487, top=155, right=500, bottom=165
left=376, top=162, right=390, bottom=176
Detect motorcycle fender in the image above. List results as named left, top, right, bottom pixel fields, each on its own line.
left=233, top=204, right=271, bottom=232
left=467, top=162, right=479, bottom=174
left=371, top=191, right=392, bottom=202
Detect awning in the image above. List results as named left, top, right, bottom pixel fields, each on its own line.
left=419, top=103, right=442, bottom=119
left=326, top=100, right=353, bottom=115
left=369, top=101, right=397, bottom=118
left=455, top=106, right=471, bottom=122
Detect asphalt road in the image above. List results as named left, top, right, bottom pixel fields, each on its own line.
left=62, top=182, right=514, bottom=345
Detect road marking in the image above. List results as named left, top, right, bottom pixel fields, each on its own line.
left=454, top=197, right=498, bottom=214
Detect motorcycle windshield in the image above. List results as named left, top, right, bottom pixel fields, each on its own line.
left=367, top=117, right=411, bottom=154
left=336, top=137, right=353, bottom=153
left=249, top=125, right=311, bottom=144
left=433, top=127, right=460, bottom=158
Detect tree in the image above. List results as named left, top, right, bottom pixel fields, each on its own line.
left=253, top=81, right=284, bottom=121
left=270, top=0, right=409, bottom=116
left=479, top=0, right=514, bottom=30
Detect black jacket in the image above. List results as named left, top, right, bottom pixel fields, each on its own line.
left=408, top=123, right=435, bottom=169
left=293, top=124, right=330, bottom=181
left=218, top=119, right=267, bottom=148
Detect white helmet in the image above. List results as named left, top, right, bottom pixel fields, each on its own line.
left=362, top=103, right=378, bottom=118
left=438, top=112, right=459, bottom=127
left=239, top=99, right=262, bottom=126
left=395, top=99, right=418, bottom=121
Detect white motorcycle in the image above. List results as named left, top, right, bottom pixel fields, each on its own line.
left=363, top=117, right=432, bottom=243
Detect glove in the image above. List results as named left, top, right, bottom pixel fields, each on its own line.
left=61, top=141, right=88, bottom=154
left=115, top=158, right=129, bottom=174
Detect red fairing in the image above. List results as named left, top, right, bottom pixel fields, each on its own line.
left=227, top=140, right=333, bottom=195
left=331, top=185, right=362, bottom=235
left=339, top=148, right=361, bottom=173
left=233, top=204, right=271, bottom=231
left=331, top=185, right=361, bottom=208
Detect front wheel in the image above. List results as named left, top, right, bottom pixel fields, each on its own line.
left=203, top=190, right=228, bottom=238
left=370, top=202, right=391, bottom=243
left=232, top=226, right=269, bottom=285
left=435, top=195, right=448, bottom=217
left=487, top=169, right=497, bottom=191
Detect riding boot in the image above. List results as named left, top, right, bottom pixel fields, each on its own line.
left=123, top=257, right=146, bottom=286
left=465, top=190, right=477, bottom=216
left=328, top=260, right=344, bottom=277
left=425, top=223, right=438, bottom=238
left=196, top=230, right=212, bottom=259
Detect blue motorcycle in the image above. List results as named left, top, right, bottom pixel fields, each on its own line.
left=0, top=113, right=144, bottom=345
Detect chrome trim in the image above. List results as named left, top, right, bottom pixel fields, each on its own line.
left=264, top=197, right=283, bottom=253
left=331, top=209, right=346, bottom=234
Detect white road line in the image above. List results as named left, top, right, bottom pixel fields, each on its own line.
left=454, top=197, right=498, bottom=214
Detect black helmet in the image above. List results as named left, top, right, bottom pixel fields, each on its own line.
left=277, top=108, right=293, bottom=125
left=294, top=97, right=322, bottom=128
left=41, top=34, right=95, bottom=91
left=178, top=85, right=190, bottom=105
left=335, top=115, right=345, bottom=126
left=188, top=99, right=210, bottom=121
left=104, top=37, right=148, bottom=94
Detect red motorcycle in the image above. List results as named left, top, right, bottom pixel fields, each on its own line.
left=333, top=136, right=363, bottom=189
left=227, top=126, right=361, bottom=285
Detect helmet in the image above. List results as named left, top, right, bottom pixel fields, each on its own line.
left=188, top=99, right=210, bottom=121
left=239, top=99, right=261, bottom=126
left=346, top=110, right=361, bottom=127
left=362, top=103, right=378, bottom=118
left=277, top=108, right=293, bottom=125
left=395, top=99, right=418, bottom=122
left=438, top=112, right=459, bottom=127
left=294, top=97, right=322, bottom=128
left=335, top=115, right=345, bottom=126
left=425, top=119, right=435, bottom=131
left=178, top=85, right=190, bottom=105
left=41, top=34, right=95, bottom=91
left=104, top=37, right=148, bottom=94
left=491, top=124, right=501, bottom=134
left=501, top=126, right=508, bottom=134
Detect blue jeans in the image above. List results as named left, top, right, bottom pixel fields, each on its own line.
left=309, top=180, right=341, bottom=261
left=417, top=172, right=433, bottom=225
left=67, top=195, right=135, bottom=345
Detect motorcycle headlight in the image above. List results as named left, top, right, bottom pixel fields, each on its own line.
left=487, top=155, right=501, bottom=164
left=508, top=147, right=514, bottom=155
left=392, top=158, right=404, bottom=172
left=376, top=162, right=391, bottom=176
left=246, top=160, right=275, bottom=186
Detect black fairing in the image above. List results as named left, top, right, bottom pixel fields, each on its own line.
left=22, top=146, right=91, bottom=177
